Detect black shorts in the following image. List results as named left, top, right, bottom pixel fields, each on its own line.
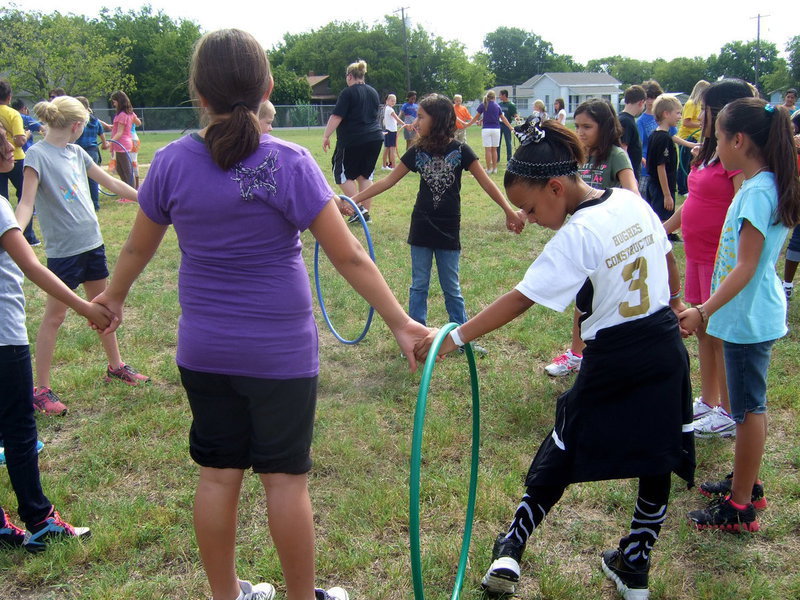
left=46, top=245, right=108, bottom=290
left=332, top=139, right=383, bottom=184
left=179, top=367, right=318, bottom=474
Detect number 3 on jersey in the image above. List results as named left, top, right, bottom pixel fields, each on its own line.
left=619, top=257, right=650, bottom=317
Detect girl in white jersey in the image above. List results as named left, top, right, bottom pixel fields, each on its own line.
left=415, top=116, right=695, bottom=600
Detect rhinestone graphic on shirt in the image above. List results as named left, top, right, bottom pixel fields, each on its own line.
left=416, top=148, right=461, bottom=209
left=231, top=151, right=280, bottom=201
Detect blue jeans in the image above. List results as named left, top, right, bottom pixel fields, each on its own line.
left=722, top=339, right=775, bottom=423
left=409, top=245, right=468, bottom=326
left=0, top=345, right=51, bottom=528
left=499, top=124, right=513, bottom=162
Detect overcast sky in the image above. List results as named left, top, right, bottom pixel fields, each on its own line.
left=18, top=1, right=797, bottom=65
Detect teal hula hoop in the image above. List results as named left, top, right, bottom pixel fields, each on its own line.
left=410, top=322, right=480, bottom=600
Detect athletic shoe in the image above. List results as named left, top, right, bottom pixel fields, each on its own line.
left=691, top=397, right=714, bottom=420
left=693, top=406, right=736, bottom=438
left=22, top=509, right=91, bottom=553
left=601, top=548, right=649, bottom=600
left=315, top=587, right=349, bottom=600
left=33, top=387, right=68, bottom=416
left=784, top=283, right=793, bottom=301
left=699, top=472, right=767, bottom=510
left=688, top=496, right=759, bottom=533
left=0, top=509, right=25, bottom=547
left=28, top=238, right=41, bottom=247
left=459, top=343, right=488, bottom=357
left=347, top=204, right=369, bottom=224
left=481, top=532, right=525, bottom=595
left=105, top=363, right=150, bottom=386
left=1, top=440, right=45, bottom=467
left=238, top=579, right=276, bottom=600
left=544, top=350, right=581, bottom=377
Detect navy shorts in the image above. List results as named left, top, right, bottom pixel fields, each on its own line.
left=384, top=131, right=397, bottom=148
left=179, top=367, right=318, bottom=474
left=786, top=226, right=800, bottom=262
left=723, top=340, right=775, bottom=423
left=46, top=245, right=109, bottom=290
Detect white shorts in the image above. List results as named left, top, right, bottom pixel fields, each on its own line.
left=482, top=128, right=500, bottom=147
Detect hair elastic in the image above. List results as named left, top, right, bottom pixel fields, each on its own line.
left=507, top=158, right=579, bottom=179
left=764, top=103, right=775, bottom=114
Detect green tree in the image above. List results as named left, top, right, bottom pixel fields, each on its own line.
left=482, top=27, right=575, bottom=84
left=270, top=63, right=312, bottom=105
left=761, top=59, right=794, bottom=94
left=586, top=56, right=654, bottom=87
left=787, top=35, right=800, bottom=85
left=709, top=40, right=779, bottom=90
left=0, top=9, right=133, bottom=101
left=652, top=57, right=710, bottom=93
left=97, top=6, right=202, bottom=106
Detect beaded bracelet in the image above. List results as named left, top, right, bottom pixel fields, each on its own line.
left=695, top=304, right=708, bottom=323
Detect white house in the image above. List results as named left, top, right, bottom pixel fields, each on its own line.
left=514, top=72, right=624, bottom=117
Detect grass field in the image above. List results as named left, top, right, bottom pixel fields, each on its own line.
left=3, top=127, right=799, bottom=600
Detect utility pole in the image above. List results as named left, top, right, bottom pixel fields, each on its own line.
left=750, top=13, right=770, bottom=90
left=395, top=7, right=411, bottom=91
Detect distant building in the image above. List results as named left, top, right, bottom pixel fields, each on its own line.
left=513, top=72, right=623, bottom=117
left=306, top=74, right=336, bottom=104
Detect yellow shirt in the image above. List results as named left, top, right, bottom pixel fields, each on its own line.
left=0, top=104, right=26, bottom=160
left=677, top=99, right=701, bottom=140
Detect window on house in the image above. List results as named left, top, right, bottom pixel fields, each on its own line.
left=517, top=98, right=528, bottom=110
left=569, top=95, right=580, bottom=113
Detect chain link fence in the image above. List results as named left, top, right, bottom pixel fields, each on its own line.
left=93, top=105, right=337, bottom=132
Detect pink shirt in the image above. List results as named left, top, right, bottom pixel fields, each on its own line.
left=682, top=160, right=741, bottom=264
left=112, top=112, right=136, bottom=151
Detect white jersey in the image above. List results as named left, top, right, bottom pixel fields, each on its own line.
left=516, top=188, right=672, bottom=341
left=383, top=105, right=399, bottom=132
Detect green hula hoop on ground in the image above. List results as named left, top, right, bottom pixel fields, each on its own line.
left=410, top=323, right=480, bottom=600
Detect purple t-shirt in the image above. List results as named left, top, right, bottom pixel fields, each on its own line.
left=138, top=134, right=333, bottom=379
left=477, top=101, right=502, bottom=129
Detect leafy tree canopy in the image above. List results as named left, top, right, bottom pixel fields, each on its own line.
left=482, top=27, right=581, bottom=84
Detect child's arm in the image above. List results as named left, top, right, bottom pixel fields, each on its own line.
left=672, top=135, right=698, bottom=150
left=351, top=163, right=410, bottom=205
left=391, top=111, right=406, bottom=127
left=1, top=227, right=114, bottom=330
left=663, top=204, right=683, bottom=234
left=133, top=114, right=142, bottom=127
left=415, top=289, right=534, bottom=360
left=91, top=209, right=170, bottom=332
left=679, top=219, right=763, bottom=334
left=499, top=113, right=513, bottom=130
left=309, top=198, right=430, bottom=371
left=468, top=160, right=524, bottom=233
left=15, top=166, right=39, bottom=231
left=656, top=163, right=674, bottom=211
left=87, top=163, right=137, bottom=199
left=617, top=168, right=640, bottom=196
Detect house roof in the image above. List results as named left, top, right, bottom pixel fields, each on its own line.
left=306, top=75, right=329, bottom=87
left=520, top=72, right=621, bottom=89
left=568, top=85, right=624, bottom=95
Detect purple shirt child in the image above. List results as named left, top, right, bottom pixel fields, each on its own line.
left=477, top=101, right=502, bottom=129
left=138, top=134, right=333, bottom=379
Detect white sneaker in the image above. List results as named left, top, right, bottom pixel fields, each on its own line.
left=692, top=397, right=714, bottom=420
left=315, top=587, right=349, bottom=600
left=544, top=350, right=581, bottom=377
left=482, top=556, right=520, bottom=595
left=238, top=579, right=275, bottom=600
left=694, top=406, right=736, bottom=438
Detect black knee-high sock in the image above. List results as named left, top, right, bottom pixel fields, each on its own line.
left=619, top=473, right=671, bottom=568
left=505, top=484, right=565, bottom=546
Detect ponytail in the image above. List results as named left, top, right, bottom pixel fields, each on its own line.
left=189, top=29, right=271, bottom=171
left=33, top=96, right=89, bottom=129
left=719, top=98, right=800, bottom=227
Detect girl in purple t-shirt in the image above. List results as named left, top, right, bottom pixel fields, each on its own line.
left=467, top=90, right=513, bottom=174
left=93, top=29, right=428, bottom=600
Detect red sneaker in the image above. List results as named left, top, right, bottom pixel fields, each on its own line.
left=33, top=387, right=68, bottom=416
left=105, top=363, right=150, bottom=386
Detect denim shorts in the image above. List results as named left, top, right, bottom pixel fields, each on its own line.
left=46, top=245, right=108, bottom=290
left=723, top=339, right=775, bottom=423
left=179, top=367, right=317, bottom=474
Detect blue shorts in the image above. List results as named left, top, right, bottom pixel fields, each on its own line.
left=723, top=340, right=775, bottom=423
left=384, top=131, right=397, bottom=148
left=46, top=245, right=108, bottom=290
left=786, top=226, right=800, bottom=262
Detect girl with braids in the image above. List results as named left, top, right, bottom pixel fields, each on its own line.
left=415, top=115, right=695, bottom=600
left=681, top=98, right=800, bottom=533
left=93, top=29, right=429, bottom=600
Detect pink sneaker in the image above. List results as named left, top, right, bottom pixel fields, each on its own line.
left=105, top=363, right=150, bottom=386
left=33, top=387, right=68, bottom=416
left=544, top=351, right=582, bottom=377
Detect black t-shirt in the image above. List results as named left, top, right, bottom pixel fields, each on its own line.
left=618, top=111, right=642, bottom=181
left=646, top=129, right=677, bottom=196
left=401, top=140, right=478, bottom=250
left=332, top=83, right=384, bottom=147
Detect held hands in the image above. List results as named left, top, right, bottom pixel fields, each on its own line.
left=413, top=327, right=458, bottom=363
left=678, top=306, right=703, bottom=336
left=88, top=290, right=124, bottom=335
left=506, top=211, right=525, bottom=234
left=80, top=300, right=117, bottom=333
left=392, top=318, right=434, bottom=373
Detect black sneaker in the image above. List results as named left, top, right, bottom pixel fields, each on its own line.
left=347, top=205, right=370, bottom=224
left=688, top=496, right=760, bottom=533
left=481, top=532, right=525, bottom=595
left=22, top=509, right=91, bottom=553
left=0, top=509, right=25, bottom=548
left=601, top=548, right=649, bottom=600
left=698, top=472, right=767, bottom=509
